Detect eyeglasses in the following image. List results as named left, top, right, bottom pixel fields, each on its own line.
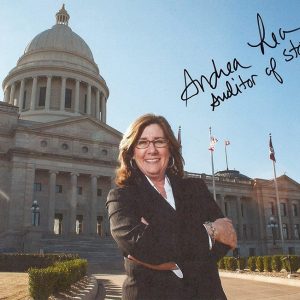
left=135, top=138, right=169, bottom=149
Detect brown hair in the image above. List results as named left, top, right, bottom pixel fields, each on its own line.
left=115, top=114, right=184, bottom=187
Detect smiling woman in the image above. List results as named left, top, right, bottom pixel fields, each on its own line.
left=106, top=113, right=237, bottom=300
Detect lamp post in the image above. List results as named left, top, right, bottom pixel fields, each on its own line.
left=268, top=216, right=278, bottom=245
left=31, top=200, right=40, bottom=226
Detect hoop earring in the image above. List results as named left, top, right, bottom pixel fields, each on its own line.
left=130, top=158, right=137, bottom=170
left=168, top=156, right=175, bottom=169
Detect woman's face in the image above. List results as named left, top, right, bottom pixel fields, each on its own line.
left=133, top=123, right=170, bottom=182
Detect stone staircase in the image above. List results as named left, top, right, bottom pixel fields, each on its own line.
left=39, top=235, right=124, bottom=271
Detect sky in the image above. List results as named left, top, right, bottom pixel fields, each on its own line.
left=0, top=0, right=299, bottom=182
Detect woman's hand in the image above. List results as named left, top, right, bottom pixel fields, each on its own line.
left=212, top=218, right=237, bottom=249
left=127, top=254, right=178, bottom=271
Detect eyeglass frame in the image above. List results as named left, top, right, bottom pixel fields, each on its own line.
left=135, top=138, right=169, bottom=149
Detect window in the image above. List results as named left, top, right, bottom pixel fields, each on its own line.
left=22, top=90, right=27, bottom=109
left=241, top=203, right=244, bottom=217
left=101, top=149, right=108, bottom=156
left=82, top=146, right=88, bottom=153
left=288, top=247, right=295, bottom=255
left=269, top=202, right=275, bottom=215
left=243, top=224, right=247, bottom=240
left=294, top=224, right=300, bottom=239
left=292, top=204, right=298, bottom=217
left=280, top=203, right=287, bottom=217
left=61, top=143, right=69, bottom=150
left=40, top=140, right=47, bottom=147
left=34, top=182, right=42, bottom=192
left=38, top=86, right=46, bottom=106
left=56, top=185, right=63, bottom=193
left=97, top=189, right=102, bottom=197
left=65, top=88, right=72, bottom=108
left=282, top=223, right=289, bottom=239
left=77, top=186, right=83, bottom=195
left=84, top=94, right=87, bottom=113
left=249, top=248, right=256, bottom=257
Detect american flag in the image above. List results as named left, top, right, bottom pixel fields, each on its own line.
left=269, top=135, right=276, bottom=162
left=209, top=136, right=218, bottom=151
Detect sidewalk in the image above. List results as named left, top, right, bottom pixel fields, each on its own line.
left=92, top=270, right=300, bottom=300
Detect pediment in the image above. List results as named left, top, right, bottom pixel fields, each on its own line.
left=276, top=175, right=300, bottom=191
left=25, top=116, right=122, bottom=144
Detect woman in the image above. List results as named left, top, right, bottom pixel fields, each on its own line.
left=106, top=114, right=237, bottom=300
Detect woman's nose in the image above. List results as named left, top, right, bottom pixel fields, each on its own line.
left=147, top=142, right=158, bottom=152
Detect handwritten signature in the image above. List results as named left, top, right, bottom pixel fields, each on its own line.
left=181, top=13, right=300, bottom=110
left=247, top=13, right=300, bottom=55
left=181, top=59, right=256, bottom=110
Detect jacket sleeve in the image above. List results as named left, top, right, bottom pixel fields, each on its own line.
left=196, top=179, right=231, bottom=261
left=106, top=187, right=170, bottom=264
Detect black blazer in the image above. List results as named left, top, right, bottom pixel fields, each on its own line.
left=107, top=172, right=229, bottom=299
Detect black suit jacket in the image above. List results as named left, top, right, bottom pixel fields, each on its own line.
left=107, top=172, right=229, bottom=299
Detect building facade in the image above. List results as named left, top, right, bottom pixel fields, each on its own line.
left=0, top=6, right=121, bottom=251
left=0, top=5, right=299, bottom=257
left=186, top=170, right=300, bottom=256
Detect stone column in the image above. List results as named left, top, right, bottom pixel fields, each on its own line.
left=69, top=172, right=78, bottom=234
left=18, top=79, right=25, bottom=112
left=90, top=175, right=98, bottom=234
left=21, top=164, right=36, bottom=228
left=87, top=84, right=91, bottom=115
left=9, top=82, right=15, bottom=105
left=74, top=80, right=80, bottom=113
left=100, top=94, right=106, bottom=123
left=48, top=171, right=57, bottom=232
left=287, top=200, right=295, bottom=239
left=236, top=196, right=242, bottom=239
left=60, top=77, right=66, bottom=111
left=30, top=77, right=38, bottom=110
left=96, top=89, right=100, bottom=120
left=219, top=195, right=225, bottom=215
left=45, top=76, right=52, bottom=110
left=4, top=86, right=9, bottom=103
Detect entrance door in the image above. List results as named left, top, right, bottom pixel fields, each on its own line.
left=97, top=216, right=103, bottom=237
left=54, top=213, right=63, bottom=235
left=76, top=215, right=83, bottom=234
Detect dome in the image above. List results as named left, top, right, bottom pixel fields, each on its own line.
left=215, top=170, right=252, bottom=181
left=24, top=5, right=94, bottom=62
left=24, top=25, right=94, bottom=61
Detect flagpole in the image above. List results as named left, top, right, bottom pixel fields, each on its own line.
left=209, top=127, right=217, bottom=201
left=270, top=133, right=285, bottom=254
left=225, top=142, right=229, bottom=170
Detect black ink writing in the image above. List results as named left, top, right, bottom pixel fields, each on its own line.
left=265, top=57, right=283, bottom=84
left=181, top=58, right=251, bottom=106
left=283, top=39, right=300, bottom=62
left=210, top=74, right=258, bottom=110
left=247, top=13, right=300, bottom=55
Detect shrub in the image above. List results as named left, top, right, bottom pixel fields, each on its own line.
left=263, top=256, right=272, bottom=272
left=247, top=256, right=256, bottom=271
left=28, top=258, right=87, bottom=300
left=256, top=256, right=264, bottom=272
left=281, top=255, right=300, bottom=273
left=271, top=255, right=282, bottom=272
left=218, top=257, right=225, bottom=269
left=236, top=257, right=246, bottom=271
left=225, top=257, right=237, bottom=271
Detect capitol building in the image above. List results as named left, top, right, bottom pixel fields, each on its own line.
left=0, top=5, right=300, bottom=257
